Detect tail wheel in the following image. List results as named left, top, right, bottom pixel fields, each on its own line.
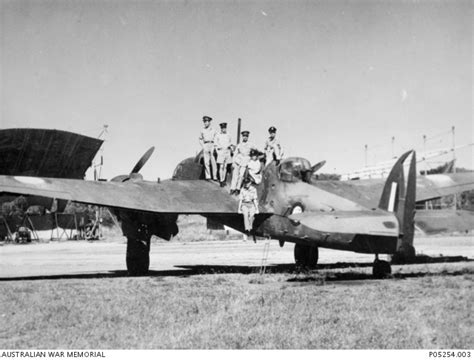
left=373, top=259, right=391, bottom=279
left=294, top=244, right=319, bottom=269
left=126, top=237, right=150, bottom=276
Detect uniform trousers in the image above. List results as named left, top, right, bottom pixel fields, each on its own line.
left=231, top=164, right=247, bottom=190
left=265, top=150, right=281, bottom=166
left=241, top=202, right=256, bottom=232
left=202, top=143, right=217, bottom=180
left=216, top=149, right=231, bottom=182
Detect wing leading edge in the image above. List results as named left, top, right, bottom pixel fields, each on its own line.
left=0, top=175, right=242, bottom=214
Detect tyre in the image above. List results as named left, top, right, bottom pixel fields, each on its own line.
left=294, top=244, right=319, bottom=269
left=372, top=259, right=391, bottom=279
left=126, top=238, right=150, bottom=276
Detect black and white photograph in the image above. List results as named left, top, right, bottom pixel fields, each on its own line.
left=0, top=0, right=473, bottom=352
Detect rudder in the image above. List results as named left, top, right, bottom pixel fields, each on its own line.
left=378, top=150, right=417, bottom=261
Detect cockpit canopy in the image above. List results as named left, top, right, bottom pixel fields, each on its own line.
left=279, top=157, right=312, bottom=183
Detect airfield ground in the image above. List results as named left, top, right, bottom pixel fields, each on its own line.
left=0, top=234, right=473, bottom=349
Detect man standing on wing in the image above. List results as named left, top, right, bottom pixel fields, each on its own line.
left=230, top=130, right=253, bottom=195
left=199, top=116, right=218, bottom=181
left=214, top=122, right=233, bottom=187
left=264, top=126, right=283, bottom=166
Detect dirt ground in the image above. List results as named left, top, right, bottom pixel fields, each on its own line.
left=0, top=235, right=472, bottom=279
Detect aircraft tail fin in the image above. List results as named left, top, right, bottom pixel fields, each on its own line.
left=378, top=150, right=417, bottom=261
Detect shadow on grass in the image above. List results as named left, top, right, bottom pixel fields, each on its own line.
left=0, top=255, right=471, bottom=282
left=288, top=268, right=474, bottom=284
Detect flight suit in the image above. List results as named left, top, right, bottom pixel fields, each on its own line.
left=199, top=126, right=217, bottom=180
left=214, top=132, right=233, bottom=183
left=264, top=136, right=282, bottom=166
left=230, top=141, right=253, bottom=191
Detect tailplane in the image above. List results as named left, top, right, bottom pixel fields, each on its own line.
left=378, top=150, right=417, bottom=261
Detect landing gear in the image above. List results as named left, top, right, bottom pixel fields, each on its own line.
left=294, top=244, right=319, bottom=269
left=391, top=244, right=416, bottom=264
left=126, top=237, right=150, bottom=276
left=372, top=256, right=391, bottom=279
left=122, top=221, right=152, bottom=276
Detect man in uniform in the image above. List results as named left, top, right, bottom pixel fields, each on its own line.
left=230, top=130, right=253, bottom=195
left=238, top=177, right=259, bottom=242
left=214, top=122, right=233, bottom=186
left=199, top=116, right=217, bottom=181
left=247, top=149, right=262, bottom=185
left=264, top=126, right=283, bottom=166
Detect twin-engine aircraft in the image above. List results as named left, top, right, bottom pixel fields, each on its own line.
left=0, top=147, right=473, bottom=278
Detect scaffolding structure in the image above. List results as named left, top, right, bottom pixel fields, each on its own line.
left=346, top=126, right=472, bottom=180
left=0, top=212, right=100, bottom=242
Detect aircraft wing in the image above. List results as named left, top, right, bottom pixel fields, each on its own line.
left=0, top=175, right=242, bottom=214
left=415, top=209, right=474, bottom=234
left=312, top=172, right=474, bottom=208
left=416, top=173, right=474, bottom=202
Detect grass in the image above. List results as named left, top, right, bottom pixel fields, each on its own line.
left=0, top=268, right=473, bottom=349
left=2, top=217, right=472, bottom=349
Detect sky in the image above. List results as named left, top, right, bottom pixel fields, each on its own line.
left=1, top=0, right=472, bottom=180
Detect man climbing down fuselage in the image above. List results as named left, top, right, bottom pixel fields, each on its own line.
left=247, top=149, right=262, bottom=185
left=238, top=177, right=259, bottom=241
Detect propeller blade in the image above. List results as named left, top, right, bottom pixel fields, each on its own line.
left=131, top=146, right=155, bottom=174
left=311, top=160, right=326, bottom=174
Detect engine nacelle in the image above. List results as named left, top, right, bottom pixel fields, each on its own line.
left=115, top=210, right=178, bottom=241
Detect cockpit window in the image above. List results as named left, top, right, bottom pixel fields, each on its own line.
left=279, top=157, right=312, bottom=183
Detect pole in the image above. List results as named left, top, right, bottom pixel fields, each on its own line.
left=97, top=207, right=101, bottom=239
left=452, top=126, right=457, bottom=209
left=423, top=134, right=427, bottom=175
left=237, top=118, right=242, bottom=144
left=364, top=144, right=368, bottom=168
left=452, top=126, right=456, bottom=174
left=97, top=124, right=109, bottom=139
left=391, top=136, right=395, bottom=158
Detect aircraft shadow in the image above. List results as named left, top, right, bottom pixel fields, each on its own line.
left=0, top=255, right=471, bottom=282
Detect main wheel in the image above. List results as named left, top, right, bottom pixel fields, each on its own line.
left=372, top=259, right=391, bottom=279
left=294, top=244, right=319, bottom=269
left=126, top=237, right=150, bottom=276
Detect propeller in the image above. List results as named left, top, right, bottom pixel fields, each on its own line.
left=111, top=146, right=155, bottom=183
left=301, top=159, right=326, bottom=183
left=131, top=146, right=155, bottom=174
left=310, top=160, right=326, bottom=175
